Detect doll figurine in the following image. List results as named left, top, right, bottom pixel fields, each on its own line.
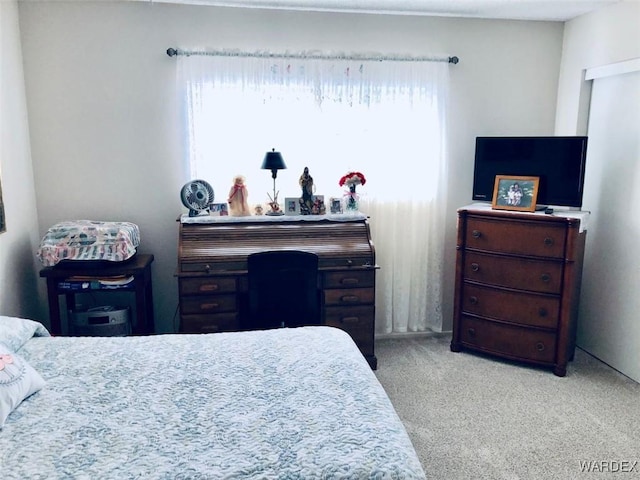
left=228, top=175, right=251, bottom=216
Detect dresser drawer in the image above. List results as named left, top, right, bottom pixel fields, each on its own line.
left=180, top=313, right=240, bottom=333
left=462, top=283, right=559, bottom=329
left=464, top=251, right=563, bottom=294
left=323, top=270, right=375, bottom=289
left=325, top=305, right=374, bottom=355
left=324, top=288, right=375, bottom=306
left=179, top=276, right=237, bottom=296
left=460, top=315, right=557, bottom=364
left=466, top=216, right=566, bottom=258
left=180, top=294, right=237, bottom=314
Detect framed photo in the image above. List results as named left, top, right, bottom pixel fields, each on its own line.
left=209, top=203, right=229, bottom=216
left=311, top=195, right=326, bottom=215
left=284, top=198, right=300, bottom=216
left=330, top=197, right=343, bottom=214
left=492, top=175, right=540, bottom=212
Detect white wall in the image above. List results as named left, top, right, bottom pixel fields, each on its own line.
left=17, top=2, right=564, bottom=333
left=557, top=2, right=640, bottom=381
left=0, top=2, right=45, bottom=321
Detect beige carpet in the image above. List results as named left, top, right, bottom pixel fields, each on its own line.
left=374, top=334, right=640, bottom=480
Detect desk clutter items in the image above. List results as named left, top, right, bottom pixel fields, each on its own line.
left=180, top=179, right=215, bottom=217
left=227, top=175, right=251, bottom=217
left=37, top=221, right=140, bottom=268
left=339, top=171, right=366, bottom=213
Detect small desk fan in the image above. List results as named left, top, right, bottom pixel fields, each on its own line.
left=180, top=180, right=214, bottom=217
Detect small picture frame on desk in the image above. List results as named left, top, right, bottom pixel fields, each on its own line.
left=330, top=197, right=343, bottom=214
left=209, top=203, right=229, bottom=216
left=284, top=198, right=300, bottom=216
left=492, top=175, right=539, bottom=212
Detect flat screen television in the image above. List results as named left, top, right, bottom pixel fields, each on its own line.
left=472, top=136, right=588, bottom=209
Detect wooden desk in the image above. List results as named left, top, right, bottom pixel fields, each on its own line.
left=40, top=254, right=155, bottom=335
left=176, top=214, right=378, bottom=368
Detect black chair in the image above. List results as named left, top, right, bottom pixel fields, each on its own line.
left=246, top=250, right=320, bottom=330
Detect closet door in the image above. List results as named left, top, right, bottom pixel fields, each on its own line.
left=579, top=68, right=640, bottom=382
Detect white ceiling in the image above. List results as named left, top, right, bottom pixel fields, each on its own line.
left=143, top=0, right=624, bottom=21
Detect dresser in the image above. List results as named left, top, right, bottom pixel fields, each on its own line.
left=451, top=205, right=588, bottom=376
left=176, top=214, right=378, bottom=369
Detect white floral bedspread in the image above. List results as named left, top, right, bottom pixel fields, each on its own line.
left=36, top=220, right=140, bottom=267
left=1, top=325, right=426, bottom=479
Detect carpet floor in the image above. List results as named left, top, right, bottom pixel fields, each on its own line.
left=374, top=334, right=640, bottom=480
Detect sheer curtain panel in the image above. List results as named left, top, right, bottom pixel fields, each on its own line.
left=177, top=52, right=449, bottom=334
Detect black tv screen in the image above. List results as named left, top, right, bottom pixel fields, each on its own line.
left=472, top=136, right=588, bottom=208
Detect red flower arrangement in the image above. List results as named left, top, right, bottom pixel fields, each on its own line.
left=339, top=171, right=367, bottom=187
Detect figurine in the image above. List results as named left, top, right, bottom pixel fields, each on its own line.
left=299, top=167, right=314, bottom=215
left=254, top=204, right=264, bottom=216
left=228, top=175, right=251, bottom=216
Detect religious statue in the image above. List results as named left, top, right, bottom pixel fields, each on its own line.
left=299, top=167, right=314, bottom=214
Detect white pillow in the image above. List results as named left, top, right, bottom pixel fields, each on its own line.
left=0, top=343, right=46, bottom=428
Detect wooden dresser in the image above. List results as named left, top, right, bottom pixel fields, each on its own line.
left=451, top=205, right=588, bottom=376
left=177, top=214, right=378, bottom=369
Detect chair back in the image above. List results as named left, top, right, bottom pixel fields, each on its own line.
left=247, top=250, right=320, bottom=330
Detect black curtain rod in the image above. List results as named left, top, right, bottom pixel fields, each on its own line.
left=166, top=47, right=459, bottom=64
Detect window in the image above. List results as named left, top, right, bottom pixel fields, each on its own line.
left=178, top=53, right=449, bottom=333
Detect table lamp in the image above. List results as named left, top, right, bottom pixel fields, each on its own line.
left=261, top=148, right=287, bottom=215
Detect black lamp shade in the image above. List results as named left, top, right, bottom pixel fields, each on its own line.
left=261, top=149, right=286, bottom=172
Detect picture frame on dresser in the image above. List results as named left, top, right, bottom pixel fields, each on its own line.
left=492, top=175, right=539, bottom=212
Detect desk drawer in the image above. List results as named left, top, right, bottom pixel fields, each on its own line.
left=323, top=270, right=375, bottom=289
left=180, top=294, right=237, bottom=314
left=325, top=305, right=374, bottom=355
left=179, top=277, right=237, bottom=295
left=324, top=287, right=374, bottom=306
left=180, top=313, right=239, bottom=333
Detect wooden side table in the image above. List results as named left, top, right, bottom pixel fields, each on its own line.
left=40, top=254, right=155, bottom=336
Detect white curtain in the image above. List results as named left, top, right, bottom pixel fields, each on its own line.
left=177, top=52, right=449, bottom=333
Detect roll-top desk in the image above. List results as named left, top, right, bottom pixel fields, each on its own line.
left=451, top=205, right=588, bottom=376
left=177, top=214, right=378, bottom=369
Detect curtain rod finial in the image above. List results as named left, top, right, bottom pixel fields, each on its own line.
left=449, top=56, right=459, bottom=64
left=167, top=48, right=178, bottom=57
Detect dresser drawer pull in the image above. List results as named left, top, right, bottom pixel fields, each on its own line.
left=200, top=302, right=220, bottom=310
left=341, top=278, right=360, bottom=285
left=540, top=273, right=551, bottom=283
left=467, top=328, right=476, bottom=338
left=471, top=263, right=480, bottom=272
left=341, top=295, right=360, bottom=303
left=199, top=284, right=219, bottom=292
left=469, top=296, right=478, bottom=305
left=543, top=237, right=554, bottom=246
left=538, top=307, right=548, bottom=317
left=341, top=316, right=360, bottom=324
left=472, top=230, right=482, bottom=239
left=535, top=342, right=545, bottom=352
left=204, top=264, right=211, bottom=272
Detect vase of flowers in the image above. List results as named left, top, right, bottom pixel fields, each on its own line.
left=339, top=171, right=366, bottom=214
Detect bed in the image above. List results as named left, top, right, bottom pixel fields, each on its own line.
left=0, top=316, right=426, bottom=479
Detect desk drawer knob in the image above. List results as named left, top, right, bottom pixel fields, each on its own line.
left=341, top=316, right=360, bottom=324
left=540, top=273, right=551, bottom=283
left=200, top=302, right=220, bottom=310
left=538, top=307, right=548, bottom=317
left=536, top=342, right=545, bottom=352
left=472, top=230, right=482, bottom=239
left=543, top=237, right=554, bottom=246
left=341, top=295, right=359, bottom=303
left=199, top=284, right=219, bottom=292
left=467, top=328, right=476, bottom=338
left=469, top=296, right=478, bottom=305
left=471, top=263, right=480, bottom=272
